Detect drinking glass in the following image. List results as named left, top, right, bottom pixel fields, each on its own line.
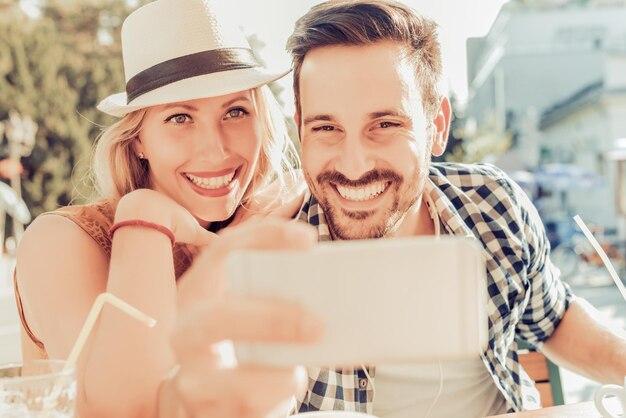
left=0, top=359, right=76, bottom=417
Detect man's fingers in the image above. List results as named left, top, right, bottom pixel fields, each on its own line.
left=171, top=295, right=324, bottom=359
left=217, top=218, right=317, bottom=249
left=178, top=220, right=317, bottom=303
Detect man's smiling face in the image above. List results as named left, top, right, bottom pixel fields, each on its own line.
left=298, top=40, right=443, bottom=240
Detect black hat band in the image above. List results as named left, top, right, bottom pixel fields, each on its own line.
left=126, top=47, right=261, bottom=103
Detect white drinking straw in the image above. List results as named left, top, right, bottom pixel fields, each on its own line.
left=573, top=215, right=626, bottom=302
left=41, top=293, right=156, bottom=417
left=63, top=292, right=157, bottom=372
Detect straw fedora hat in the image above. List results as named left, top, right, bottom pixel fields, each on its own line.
left=97, top=0, right=289, bottom=117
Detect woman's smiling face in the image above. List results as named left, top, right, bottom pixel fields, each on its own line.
left=136, top=91, right=262, bottom=226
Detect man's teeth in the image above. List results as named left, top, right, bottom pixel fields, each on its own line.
left=336, top=181, right=387, bottom=202
left=185, top=172, right=235, bottom=189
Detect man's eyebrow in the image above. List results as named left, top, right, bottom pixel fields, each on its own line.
left=303, top=114, right=335, bottom=126
left=368, top=110, right=411, bottom=119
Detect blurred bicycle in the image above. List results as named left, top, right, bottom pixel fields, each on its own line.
left=551, top=225, right=626, bottom=284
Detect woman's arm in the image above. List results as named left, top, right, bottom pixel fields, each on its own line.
left=85, top=190, right=213, bottom=417
left=17, top=190, right=213, bottom=418
left=17, top=215, right=114, bottom=416
left=83, top=193, right=179, bottom=417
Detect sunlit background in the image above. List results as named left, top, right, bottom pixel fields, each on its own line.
left=216, top=0, right=508, bottom=109
left=1, top=0, right=626, bottom=407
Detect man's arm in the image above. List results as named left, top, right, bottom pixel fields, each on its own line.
left=494, top=169, right=626, bottom=385
left=542, top=297, right=626, bottom=385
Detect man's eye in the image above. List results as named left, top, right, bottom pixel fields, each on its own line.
left=224, top=107, right=249, bottom=119
left=312, top=125, right=335, bottom=132
left=165, top=114, right=191, bottom=124
left=379, top=121, right=400, bottom=129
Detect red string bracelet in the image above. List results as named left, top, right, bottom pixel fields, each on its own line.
left=109, top=220, right=176, bottom=247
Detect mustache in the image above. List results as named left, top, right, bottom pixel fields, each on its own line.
left=316, top=169, right=402, bottom=187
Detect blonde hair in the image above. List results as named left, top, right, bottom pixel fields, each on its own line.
left=92, top=85, right=299, bottom=210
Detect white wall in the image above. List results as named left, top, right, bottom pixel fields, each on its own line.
left=0, top=254, right=21, bottom=364
left=467, top=5, right=626, bottom=131
left=605, top=54, right=626, bottom=88
left=0, top=291, right=22, bottom=364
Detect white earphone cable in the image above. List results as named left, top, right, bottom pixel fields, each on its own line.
left=361, top=363, right=375, bottom=401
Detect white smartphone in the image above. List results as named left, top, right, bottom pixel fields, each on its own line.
left=227, top=236, right=488, bottom=367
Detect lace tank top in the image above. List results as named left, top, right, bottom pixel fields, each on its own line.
left=13, top=200, right=193, bottom=355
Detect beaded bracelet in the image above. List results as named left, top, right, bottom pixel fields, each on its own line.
left=109, top=220, right=176, bottom=246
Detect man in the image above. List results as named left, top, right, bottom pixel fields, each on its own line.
left=0, top=122, right=24, bottom=180
left=0, top=158, right=22, bottom=179
left=285, top=1, right=626, bottom=416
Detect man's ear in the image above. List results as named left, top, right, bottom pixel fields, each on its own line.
left=430, top=96, right=452, bottom=157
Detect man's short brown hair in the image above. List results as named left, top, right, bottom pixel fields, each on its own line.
left=286, top=0, right=443, bottom=122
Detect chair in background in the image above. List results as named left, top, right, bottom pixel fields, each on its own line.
left=518, top=339, right=564, bottom=407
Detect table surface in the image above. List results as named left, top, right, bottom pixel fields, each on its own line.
left=486, top=399, right=621, bottom=417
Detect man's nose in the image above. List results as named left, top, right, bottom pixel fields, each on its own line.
left=334, top=135, right=375, bottom=181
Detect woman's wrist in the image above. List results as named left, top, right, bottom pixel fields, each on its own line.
left=115, top=189, right=176, bottom=230
left=109, top=220, right=176, bottom=246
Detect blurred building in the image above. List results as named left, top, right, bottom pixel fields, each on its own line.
left=466, top=0, right=626, bottom=232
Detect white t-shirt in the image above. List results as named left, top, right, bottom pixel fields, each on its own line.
left=373, top=359, right=507, bottom=418
left=372, top=194, right=507, bottom=417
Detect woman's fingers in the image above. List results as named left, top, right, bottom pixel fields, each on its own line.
left=171, top=295, right=324, bottom=360
left=193, top=225, right=218, bottom=246
left=266, top=189, right=306, bottom=220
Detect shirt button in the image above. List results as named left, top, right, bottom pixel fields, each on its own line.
left=359, top=378, right=368, bottom=389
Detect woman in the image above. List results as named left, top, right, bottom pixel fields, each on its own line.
left=14, top=0, right=321, bottom=416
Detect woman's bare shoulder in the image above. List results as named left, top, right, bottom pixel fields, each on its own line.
left=18, top=211, right=110, bottom=288
left=16, top=210, right=110, bottom=357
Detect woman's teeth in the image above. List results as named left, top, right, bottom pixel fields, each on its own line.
left=185, top=172, right=235, bottom=189
left=336, top=181, right=387, bottom=202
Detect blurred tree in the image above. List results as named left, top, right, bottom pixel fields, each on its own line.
left=433, top=94, right=513, bottom=164
left=0, top=0, right=147, bottom=218
left=461, top=111, right=513, bottom=163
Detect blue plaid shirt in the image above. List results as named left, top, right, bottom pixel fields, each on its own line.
left=293, top=163, right=573, bottom=414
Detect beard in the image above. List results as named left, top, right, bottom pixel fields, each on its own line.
left=305, top=167, right=428, bottom=240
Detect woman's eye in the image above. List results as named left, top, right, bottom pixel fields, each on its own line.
left=224, top=107, right=249, bottom=119
left=165, top=114, right=192, bottom=124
